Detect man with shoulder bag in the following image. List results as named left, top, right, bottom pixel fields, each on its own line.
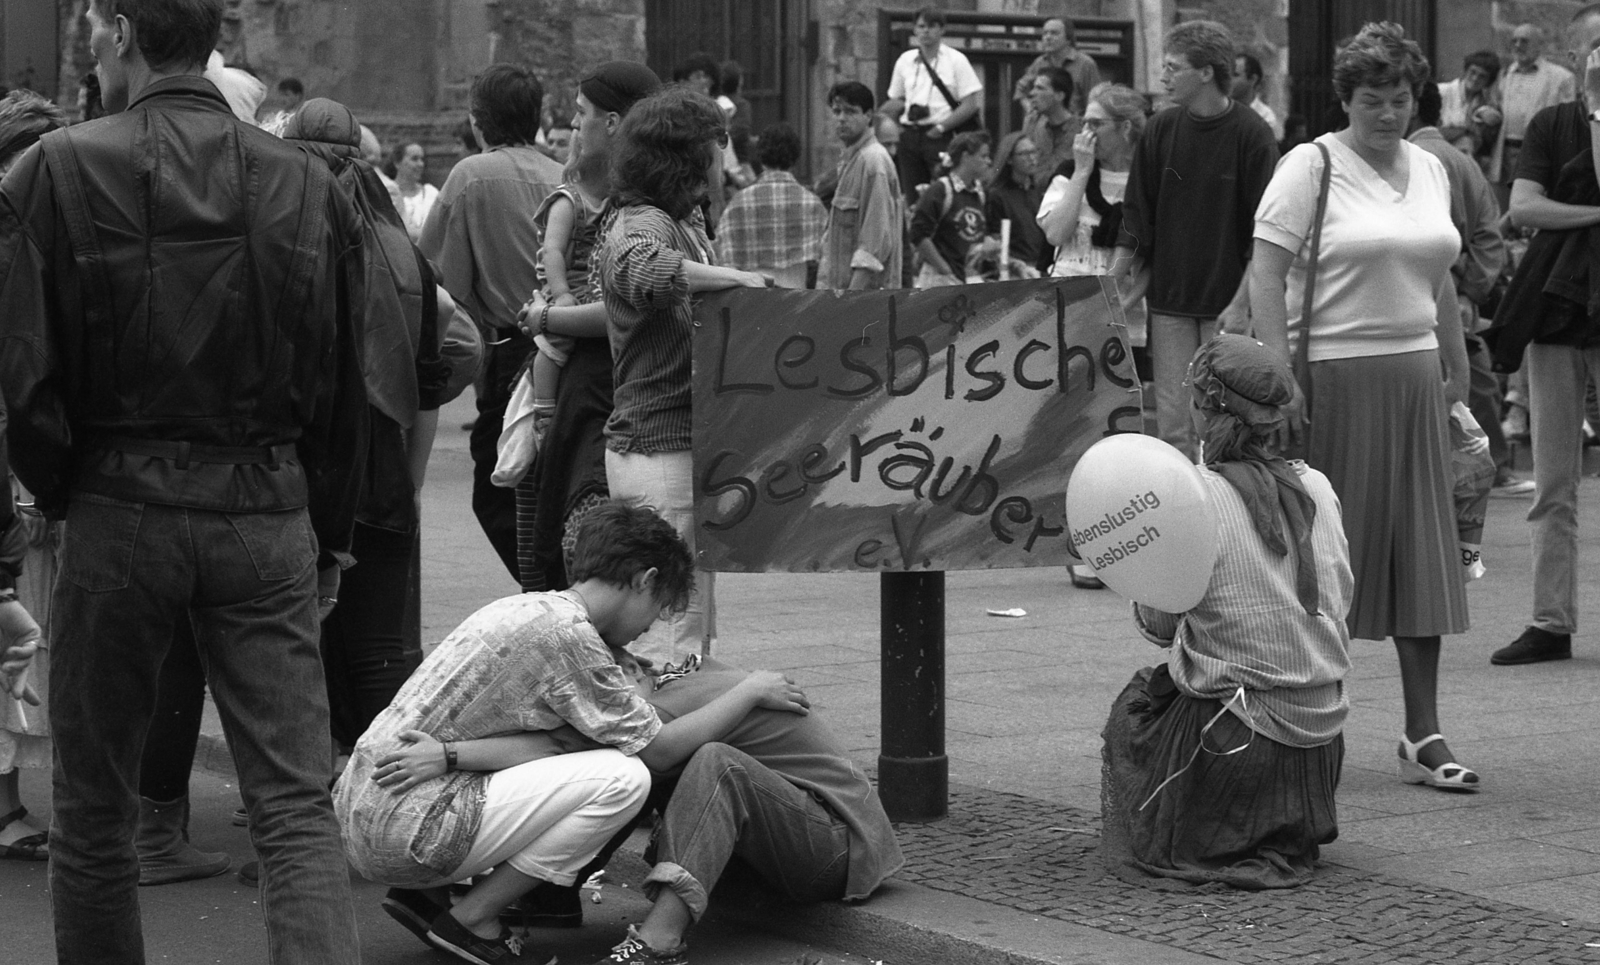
left=881, top=6, right=984, bottom=205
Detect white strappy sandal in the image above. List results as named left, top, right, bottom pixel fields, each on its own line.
left=1398, top=733, right=1480, bottom=792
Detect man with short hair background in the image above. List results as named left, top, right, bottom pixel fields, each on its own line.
left=818, top=81, right=904, bottom=291
left=713, top=123, right=829, bottom=290
left=1014, top=17, right=1100, bottom=118
left=1022, top=66, right=1079, bottom=178
left=1493, top=23, right=1576, bottom=194
left=1232, top=52, right=1284, bottom=142
left=421, top=63, right=564, bottom=584
left=1118, top=19, right=1278, bottom=461
left=0, top=0, right=368, bottom=960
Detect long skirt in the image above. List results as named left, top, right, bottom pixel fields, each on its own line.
left=1100, top=667, right=1342, bottom=890
left=1306, top=350, right=1468, bottom=640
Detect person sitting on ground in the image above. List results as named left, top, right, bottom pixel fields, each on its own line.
left=587, top=651, right=903, bottom=964
left=334, top=501, right=810, bottom=965
left=1100, top=334, right=1352, bottom=890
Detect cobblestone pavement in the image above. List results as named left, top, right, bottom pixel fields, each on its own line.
left=893, top=781, right=1600, bottom=964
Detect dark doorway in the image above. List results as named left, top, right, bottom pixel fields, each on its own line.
left=1289, top=0, right=1436, bottom=138
left=645, top=0, right=813, bottom=175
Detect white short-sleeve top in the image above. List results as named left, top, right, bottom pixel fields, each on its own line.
left=1254, top=133, right=1459, bottom=362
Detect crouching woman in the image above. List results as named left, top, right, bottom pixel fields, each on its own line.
left=333, top=501, right=809, bottom=964
left=1100, top=334, right=1352, bottom=890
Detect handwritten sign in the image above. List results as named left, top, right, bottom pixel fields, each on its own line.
left=691, top=277, right=1140, bottom=572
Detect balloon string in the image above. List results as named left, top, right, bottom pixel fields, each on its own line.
left=1137, top=685, right=1252, bottom=812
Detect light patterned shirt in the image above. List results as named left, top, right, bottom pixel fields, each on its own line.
left=712, top=170, right=829, bottom=272
left=1133, top=464, right=1352, bottom=748
left=335, top=591, right=661, bottom=885
left=1499, top=58, right=1575, bottom=141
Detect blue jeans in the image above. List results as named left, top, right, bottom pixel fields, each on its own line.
left=644, top=743, right=850, bottom=922
left=48, top=495, right=360, bottom=965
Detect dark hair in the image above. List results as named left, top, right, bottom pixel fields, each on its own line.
left=987, top=131, right=1032, bottom=192
left=277, top=77, right=304, bottom=98
left=568, top=501, right=695, bottom=614
left=1039, top=66, right=1075, bottom=101
left=90, top=0, right=220, bottom=72
left=1167, top=20, right=1236, bottom=94
left=453, top=117, right=479, bottom=155
left=672, top=52, right=722, bottom=97
left=1333, top=22, right=1430, bottom=102
left=1461, top=49, right=1501, bottom=85
left=827, top=80, right=875, bottom=115
left=610, top=85, right=726, bottom=221
left=914, top=6, right=946, bottom=28
left=0, top=90, right=70, bottom=168
left=720, top=60, right=743, bottom=98
left=948, top=129, right=991, bottom=166
left=1417, top=81, right=1442, bottom=127
left=1238, top=52, right=1264, bottom=82
left=383, top=141, right=423, bottom=179
left=755, top=122, right=801, bottom=170
left=471, top=63, right=544, bottom=147
left=78, top=73, right=105, bottom=121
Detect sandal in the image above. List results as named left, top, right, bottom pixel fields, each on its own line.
left=1068, top=565, right=1105, bottom=590
left=1398, top=733, right=1480, bottom=793
left=0, top=805, right=49, bottom=860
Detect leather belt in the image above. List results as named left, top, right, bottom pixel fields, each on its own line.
left=101, top=436, right=296, bottom=470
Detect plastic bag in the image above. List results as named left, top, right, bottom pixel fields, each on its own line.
left=1449, top=401, right=1495, bottom=580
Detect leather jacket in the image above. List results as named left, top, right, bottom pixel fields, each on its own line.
left=0, top=76, right=367, bottom=562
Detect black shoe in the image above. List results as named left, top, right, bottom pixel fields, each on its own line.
left=1491, top=626, right=1572, bottom=665
left=499, top=880, right=583, bottom=929
left=236, top=860, right=257, bottom=885
left=427, top=908, right=555, bottom=965
left=382, top=887, right=450, bottom=949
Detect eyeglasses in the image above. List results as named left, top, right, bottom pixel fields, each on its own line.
left=1160, top=60, right=1194, bottom=75
left=1082, top=117, right=1112, bottom=129
left=1013, top=147, right=1040, bottom=156
left=713, top=129, right=730, bottom=148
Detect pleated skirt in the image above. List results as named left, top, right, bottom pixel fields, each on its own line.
left=1307, top=350, right=1469, bottom=640
left=1100, top=667, right=1342, bottom=891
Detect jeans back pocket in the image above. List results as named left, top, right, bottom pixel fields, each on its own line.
left=225, top=509, right=317, bottom=582
left=61, top=494, right=145, bottom=592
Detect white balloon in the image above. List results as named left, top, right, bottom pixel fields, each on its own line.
left=1065, top=434, right=1219, bottom=613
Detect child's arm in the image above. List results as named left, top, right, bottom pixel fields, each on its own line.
left=542, top=194, right=578, bottom=305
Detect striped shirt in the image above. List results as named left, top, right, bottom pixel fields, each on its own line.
left=597, top=204, right=715, bottom=454
left=1134, top=464, right=1352, bottom=748
left=713, top=170, right=828, bottom=272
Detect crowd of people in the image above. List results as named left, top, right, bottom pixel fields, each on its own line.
left=1, top=0, right=1599, bottom=962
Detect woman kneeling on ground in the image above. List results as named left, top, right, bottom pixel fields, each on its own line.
left=1100, top=334, right=1352, bottom=890
left=333, top=501, right=809, bottom=965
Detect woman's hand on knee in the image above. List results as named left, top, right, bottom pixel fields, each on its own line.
left=373, top=729, right=448, bottom=792
left=737, top=670, right=810, bottom=716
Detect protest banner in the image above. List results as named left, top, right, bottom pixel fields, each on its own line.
left=692, top=277, right=1139, bottom=572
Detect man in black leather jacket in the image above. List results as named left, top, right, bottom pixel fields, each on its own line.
left=0, top=1, right=368, bottom=962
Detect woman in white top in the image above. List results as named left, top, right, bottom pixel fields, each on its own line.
left=386, top=142, right=439, bottom=241
left=1244, top=22, right=1476, bottom=794
left=1038, top=83, right=1147, bottom=591
left=1037, top=82, right=1144, bottom=278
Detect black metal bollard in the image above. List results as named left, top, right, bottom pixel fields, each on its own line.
left=877, top=570, right=947, bottom=822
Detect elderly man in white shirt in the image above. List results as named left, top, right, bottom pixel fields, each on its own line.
left=1492, top=23, right=1576, bottom=188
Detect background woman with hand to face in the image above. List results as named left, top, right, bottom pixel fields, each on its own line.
left=1244, top=22, right=1476, bottom=794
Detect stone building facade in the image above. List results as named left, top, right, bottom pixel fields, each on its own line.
left=28, top=1, right=1583, bottom=183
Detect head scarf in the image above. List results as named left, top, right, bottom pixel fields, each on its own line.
left=580, top=61, right=662, bottom=117
left=1187, top=334, right=1321, bottom=614
left=204, top=51, right=267, bottom=126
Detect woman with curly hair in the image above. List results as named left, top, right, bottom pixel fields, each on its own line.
left=595, top=84, right=769, bottom=669
left=1243, top=22, right=1477, bottom=792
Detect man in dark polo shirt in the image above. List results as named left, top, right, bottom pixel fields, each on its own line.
left=1488, top=6, right=1600, bottom=666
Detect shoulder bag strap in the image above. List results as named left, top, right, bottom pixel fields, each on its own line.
left=1295, top=141, right=1333, bottom=426
left=919, top=49, right=964, bottom=112
left=38, top=131, right=117, bottom=348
